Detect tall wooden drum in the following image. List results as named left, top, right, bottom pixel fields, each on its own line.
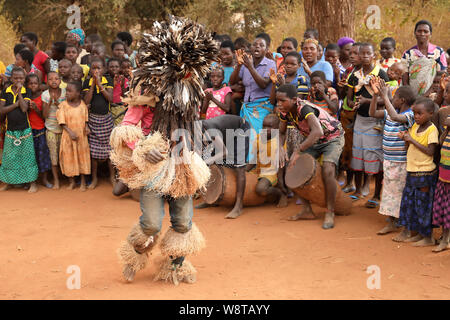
left=285, top=153, right=352, bottom=215
left=203, top=165, right=266, bottom=207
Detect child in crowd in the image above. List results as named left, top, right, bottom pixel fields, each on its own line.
left=49, top=41, right=67, bottom=72
left=377, top=37, right=401, bottom=72
left=369, top=79, right=416, bottom=235
left=396, top=97, right=439, bottom=246
left=337, top=37, right=354, bottom=71
left=0, top=67, right=38, bottom=192
left=325, top=43, right=346, bottom=89
left=57, top=81, right=91, bottom=191
left=66, top=44, right=89, bottom=80
left=91, top=42, right=108, bottom=65
left=201, top=67, right=232, bottom=119
left=278, top=37, right=298, bottom=71
left=82, top=57, right=114, bottom=189
left=424, top=71, right=446, bottom=102
left=432, top=113, right=450, bottom=252
left=307, top=70, right=339, bottom=116
left=81, top=34, right=102, bottom=65
left=4, top=44, right=27, bottom=78
left=234, top=37, right=251, bottom=53
left=70, top=64, right=84, bottom=83
left=116, top=31, right=137, bottom=68
left=16, top=49, right=42, bottom=83
left=108, top=58, right=129, bottom=126
left=58, top=59, right=73, bottom=89
left=339, top=43, right=362, bottom=193
left=27, top=73, right=52, bottom=188
left=386, top=62, right=407, bottom=89
left=218, top=41, right=236, bottom=86
left=120, top=59, right=133, bottom=81
left=248, top=114, right=288, bottom=207
left=42, top=71, right=66, bottom=189
left=21, top=32, right=50, bottom=82
left=111, top=41, right=126, bottom=61
left=348, top=43, right=389, bottom=207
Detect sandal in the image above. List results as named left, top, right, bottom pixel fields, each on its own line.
left=365, top=199, right=379, bottom=208
left=350, top=195, right=361, bottom=201
left=342, top=185, right=356, bottom=193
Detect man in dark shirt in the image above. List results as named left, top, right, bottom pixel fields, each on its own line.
left=197, top=114, right=250, bottom=219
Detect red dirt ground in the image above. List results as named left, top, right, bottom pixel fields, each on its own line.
left=1, top=182, right=449, bottom=300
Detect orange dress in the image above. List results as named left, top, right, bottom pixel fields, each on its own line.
left=56, top=100, right=91, bottom=177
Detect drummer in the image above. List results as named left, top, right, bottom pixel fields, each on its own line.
left=196, top=114, right=250, bottom=219
left=276, top=84, right=345, bottom=229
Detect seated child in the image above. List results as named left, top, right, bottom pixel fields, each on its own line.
left=201, top=67, right=231, bottom=119
left=57, top=81, right=91, bottom=191
left=248, top=114, right=288, bottom=207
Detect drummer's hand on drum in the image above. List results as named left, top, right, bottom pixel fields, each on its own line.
left=287, top=152, right=300, bottom=171
left=145, top=149, right=165, bottom=164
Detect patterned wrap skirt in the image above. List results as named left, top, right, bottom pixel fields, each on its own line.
left=432, top=181, right=450, bottom=229
left=351, top=114, right=383, bottom=174
left=0, top=128, right=38, bottom=184
left=32, top=128, right=51, bottom=173
left=379, top=160, right=407, bottom=218
left=46, top=130, right=61, bottom=166
left=88, top=113, right=113, bottom=160
left=398, top=171, right=438, bottom=237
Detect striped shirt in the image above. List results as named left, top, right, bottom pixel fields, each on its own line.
left=382, top=109, right=414, bottom=162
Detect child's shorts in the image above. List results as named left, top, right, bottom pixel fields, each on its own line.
left=46, top=130, right=62, bottom=166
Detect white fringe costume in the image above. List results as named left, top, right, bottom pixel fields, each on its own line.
left=113, top=16, right=218, bottom=284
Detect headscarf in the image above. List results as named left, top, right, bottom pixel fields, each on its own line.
left=67, top=28, right=86, bottom=46
left=337, top=37, right=355, bottom=49
left=302, top=38, right=319, bottom=49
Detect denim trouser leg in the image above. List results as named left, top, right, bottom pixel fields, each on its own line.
left=168, top=196, right=193, bottom=233
left=139, top=189, right=165, bottom=236
left=139, top=189, right=193, bottom=236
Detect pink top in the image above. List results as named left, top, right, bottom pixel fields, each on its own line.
left=113, top=78, right=129, bottom=104
left=32, top=50, right=49, bottom=81
left=205, top=86, right=232, bottom=119
left=121, top=105, right=155, bottom=149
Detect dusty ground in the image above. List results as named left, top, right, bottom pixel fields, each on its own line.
left=1, top=182, right=449, bottom=300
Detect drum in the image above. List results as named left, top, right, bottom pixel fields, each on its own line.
left=285, top=153, right=352, bottom=215
left=130, top=189, right=141, bottom=202
left=203, top=165, right=266, bottom=207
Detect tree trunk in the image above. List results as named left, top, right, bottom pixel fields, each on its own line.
left=304, top=0, right=355, bottom=45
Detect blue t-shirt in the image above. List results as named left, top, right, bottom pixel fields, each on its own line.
left=383, top=109, right=414, bottom=162
left=223, top=66, right=234, bottom=85
left=298, top=60, right=333, bottom=83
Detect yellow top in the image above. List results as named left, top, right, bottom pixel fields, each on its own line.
left=60, top=80, right=67, bottom=89
left=0, top=61, right=6, bottom=74
left=406, top=123, right=439, bottom=172
left=253, top=134, right=279, bottom=177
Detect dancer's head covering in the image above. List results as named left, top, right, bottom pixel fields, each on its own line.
left=337, top=37, right=355, bottom=48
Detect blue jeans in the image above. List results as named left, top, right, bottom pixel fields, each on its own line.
left=139, top=189, right=193, bottom=236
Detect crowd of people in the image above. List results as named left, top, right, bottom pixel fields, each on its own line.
left=0, top=19, right=449, bottom=253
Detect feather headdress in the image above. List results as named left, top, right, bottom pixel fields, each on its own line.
left=132, top=15, right=219, bottom=139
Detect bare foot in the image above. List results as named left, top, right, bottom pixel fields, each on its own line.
left=80, top=184, right=87, bottom=192
left=412, top=237, right=435, bottom=247
left=0, top=184, right=11, bottom=191
left=67, top=182, right=75, bottom=190
left=322, top=212, right=335, bottom=229
left=404, top=234, right=423, bottom=243
left=432, top=240, right=450, bottom=253
left=123, top=264, right=136, bottom=282
left=288, top=207, right=316, bottom=221
left=362, top=184, right=370, bottom=197
left=377, top=222, right=399, bottom=235
left=88, top=178, right=98, bottom=190
left=28, top=183, right=38, bottom=193
left=392, top=229, right=411, bottom=242
left=225, top=206, right=243, bottom=219
left=52, top=181, right=60, bottom=190
left=276, top=194, right=288, bottom=208
left=195, top=202, right=213, bottom=209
